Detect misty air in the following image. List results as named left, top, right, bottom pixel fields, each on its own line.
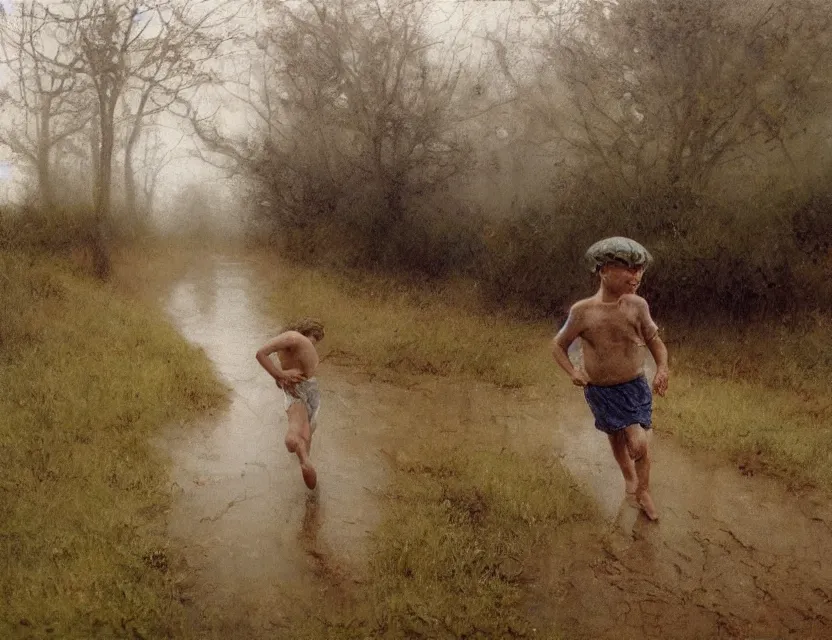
left=1, top=0, right=830, bottom=638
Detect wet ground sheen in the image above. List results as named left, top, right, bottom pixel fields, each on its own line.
left=159, top=253, right=832, bottom=639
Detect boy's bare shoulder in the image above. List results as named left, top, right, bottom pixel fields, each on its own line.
left=620, top=293, right=650, bottom=308
left=278, top=330, right=312, bottom=347
left=569, top=296, right=597, bottom=314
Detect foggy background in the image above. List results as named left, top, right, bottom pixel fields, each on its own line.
left=1, top=0, right=830, bottom=319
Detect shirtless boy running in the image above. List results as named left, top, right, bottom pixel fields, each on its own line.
left=256, top=318, right=325, bottom=490
left=551, top=237, right=669, bottom=520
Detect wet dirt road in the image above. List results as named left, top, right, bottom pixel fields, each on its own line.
left=159, top=255, right=389, bottom=634
left=159, top=253, right=832, bottom=638
left=521, top=392, right=832, bottom=639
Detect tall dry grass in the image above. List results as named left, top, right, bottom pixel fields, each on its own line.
left=264, top=252, right=832, bottom=493
left=0, top=250, right=227, bottom=638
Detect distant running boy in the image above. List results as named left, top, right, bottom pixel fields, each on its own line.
left=256, top=318, right=325, bottom=490
left=551, top=237, right=669, bottom=520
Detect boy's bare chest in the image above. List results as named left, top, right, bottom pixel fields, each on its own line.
left=581, top=306, right=642, bottom=346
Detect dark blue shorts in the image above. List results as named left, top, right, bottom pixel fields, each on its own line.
left=584, top=375, right=652, bottom=434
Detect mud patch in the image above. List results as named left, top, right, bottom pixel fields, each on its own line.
left=157, top=253, right=832, bottom=639
left=523, top=391, right=832, bottom=639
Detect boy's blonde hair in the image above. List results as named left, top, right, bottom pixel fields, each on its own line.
left=282, top=317, right=325, bottom=342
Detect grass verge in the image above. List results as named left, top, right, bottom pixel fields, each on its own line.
left=264, top=254, right=832, bottom=492
left=657, top=318, right=832, bottom=489
left=257, top=258, right=556, bottom=389
left=286, top=443, right=591, bottom=639
left=0, top=250, right=227, bottom=638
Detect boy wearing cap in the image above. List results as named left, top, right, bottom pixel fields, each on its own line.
left=551, top=237, right=668, bottom=520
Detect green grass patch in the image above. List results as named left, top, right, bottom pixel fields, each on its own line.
left=287, top=444, right=590, bottom=639
left=0, top=250, right=227, bottom=638
left=658, top=317, right=832, bottom=489
left=264, top=254, right=832, bottom=491
left=262, top=259, right=555, bottom=389
left=655, top=372, right=832, bottom=488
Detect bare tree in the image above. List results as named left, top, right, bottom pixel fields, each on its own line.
left=134, top=122, right=181, bottom=216
left=533, top=0, right=832, bottom=195
left=0, top=0, right=93, bottom=210
left=192, top=0, right=471, bottom=255
left=118, top=0, right=233, bottom=217
left=39, top=0, right=237, bottom=275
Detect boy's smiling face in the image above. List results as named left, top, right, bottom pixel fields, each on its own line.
left=600, top=262, right=645, bottom=295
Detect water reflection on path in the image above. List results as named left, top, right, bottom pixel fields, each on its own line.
left=160, top=255, right=383, bottom=631
left=155, top=252, right=832, bottom=639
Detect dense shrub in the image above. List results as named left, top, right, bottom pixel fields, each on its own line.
left=0, top=198, right=152, bottom=277
left=0, top=203, right=98, bottom=252
left=476, top=187, right=831, bottom=321
left=257, top=180, right=831, bottom=322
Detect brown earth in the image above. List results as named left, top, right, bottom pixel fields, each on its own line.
left=158, top=253, right=832, bottom=639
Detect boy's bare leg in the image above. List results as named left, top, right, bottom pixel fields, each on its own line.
left=607, top=432, right=638, bottom=496
left=285, top=404, right=317, bottom=489
left=624, top=424, right=658, bottom=520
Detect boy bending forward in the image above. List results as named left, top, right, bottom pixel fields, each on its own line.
left=552, top=237, right=668, bottom=520
left=256, top=318, right=325, bottom=490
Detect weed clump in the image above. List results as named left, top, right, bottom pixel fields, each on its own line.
left=0, top=250, right=227, bottom=638
left=286, top=445, right=592, bottom=639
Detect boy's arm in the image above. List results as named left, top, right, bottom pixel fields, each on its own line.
left=255, top=333, right=306, bottom=386
left=551, top=306, right=590, bottom=387
left=647, top=334, right=669, bottom=396
left=638, top=300, right=669, bottom=396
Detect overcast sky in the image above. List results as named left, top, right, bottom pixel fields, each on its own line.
left=0, top=0, right=551, bottom=222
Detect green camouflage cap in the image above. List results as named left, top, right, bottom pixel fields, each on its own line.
left=585, top=236, right=653, bottom=273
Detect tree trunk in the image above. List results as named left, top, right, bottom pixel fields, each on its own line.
left=92, top=93, right=116, bottom=279
left=89, top=112, right=101, bottom=206
left=37, top=96, right=54, bottom=211
left=124, top=142, right=136, bottom=219
left=124, top=93, right=149, bottom=220
left=145, top=170, right=160, bottom=217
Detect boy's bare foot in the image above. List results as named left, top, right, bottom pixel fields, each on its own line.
left=636, top=490, right=659, bottom=520
left=301, top=462, right=317, bottom=490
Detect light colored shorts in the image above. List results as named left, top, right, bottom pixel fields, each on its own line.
left=283, top=378, right=320, bottom=434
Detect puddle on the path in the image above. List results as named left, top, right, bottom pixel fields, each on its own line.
left=156, top=252, right=832, bottom=639
left=158, top=257, right=387, bottom=631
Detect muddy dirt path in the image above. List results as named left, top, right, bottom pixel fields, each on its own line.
left=158, top=255, right=391, bottom=634
left=159, top=253, right=832, bottom=639
left=521, top=393, right=832, bottom=639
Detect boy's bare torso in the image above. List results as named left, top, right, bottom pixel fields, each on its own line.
left=568, top=294, right=658, bottom=386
